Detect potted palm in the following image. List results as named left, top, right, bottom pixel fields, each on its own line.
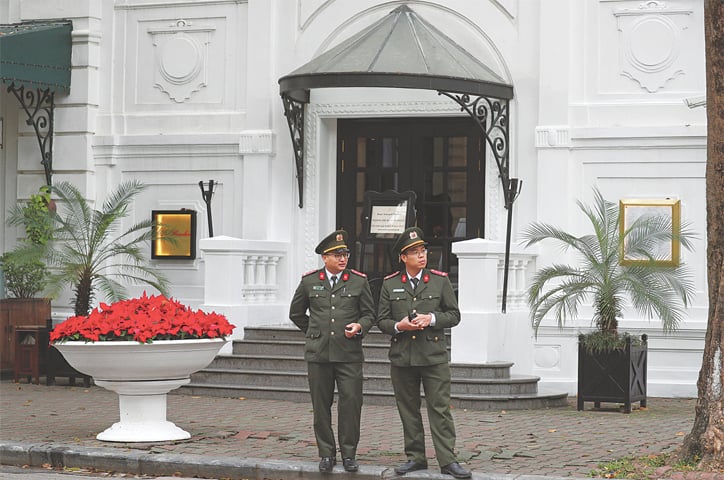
left=522, top=188, right=696, bottom=412
left=0, top=186, right=53, bottom=375
left=40, top=180, right=172, bottom=385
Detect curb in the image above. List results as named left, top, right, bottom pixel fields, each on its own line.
left=0, top=441, right=583, bottom=480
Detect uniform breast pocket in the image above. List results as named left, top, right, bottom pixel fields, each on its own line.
left=340, top=292, right=360, bottom=308
left=417, top=293, right=440, bottom=310
left=308, top=291, right=328, bottom=306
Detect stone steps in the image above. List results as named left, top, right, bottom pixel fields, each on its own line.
left=178, top=326, right=568, bottom=410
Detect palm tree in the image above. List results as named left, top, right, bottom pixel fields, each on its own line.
left=522, top=188, right=696, bottom=346
left=44, top=181, right=170, bottom=316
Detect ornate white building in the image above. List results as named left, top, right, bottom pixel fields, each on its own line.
left=0, top=0, right=707, bottom=397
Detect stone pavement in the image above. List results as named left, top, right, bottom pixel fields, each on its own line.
left=0, top=379, right=700, bottom=479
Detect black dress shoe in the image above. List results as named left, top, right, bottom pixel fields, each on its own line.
left=342, top=457, right=359, bottom=472
left=440, top=462, right=471, bottom=479
left=319, top=456, right=336, bottom=473
left=394, top=460, right=428, bottom=475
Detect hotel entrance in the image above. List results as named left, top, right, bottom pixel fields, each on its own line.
left=336, top=117, right=485, bottom=286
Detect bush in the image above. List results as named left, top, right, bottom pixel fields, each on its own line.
left=0, top=248, right=48, bottom=298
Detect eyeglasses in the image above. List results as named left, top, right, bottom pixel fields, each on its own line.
left=403, top=248, right=428, bottom=257
left=325, top=252, right=350, bottom=260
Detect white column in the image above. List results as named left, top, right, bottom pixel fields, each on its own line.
left=451, top=238, right=536, bottom=375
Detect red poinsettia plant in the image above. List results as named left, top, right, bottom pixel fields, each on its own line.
left=50, top=293, right=234, bottom=344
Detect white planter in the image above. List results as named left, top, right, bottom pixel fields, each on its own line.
left=54, top=338, right=226, bottom=442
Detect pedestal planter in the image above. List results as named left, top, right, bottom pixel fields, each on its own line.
left=54, top=338, right=225, bottom=442
left=577, top=334, right=647, bottom=414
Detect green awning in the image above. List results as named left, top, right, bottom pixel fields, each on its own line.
left=0, top=21, right=72, bottom=93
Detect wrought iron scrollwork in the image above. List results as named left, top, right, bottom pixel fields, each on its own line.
left=439, top=91, right=521, bottom=313
left=281, top=94, right=306, bottom=208
left=7, top=83, right=55, bottom=186
left=438, top=92, right=520, bottom=209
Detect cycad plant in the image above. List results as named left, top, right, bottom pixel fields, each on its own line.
left=43, top=181, right=170, bottom=316
left=522, top=188, right=696, bottom=351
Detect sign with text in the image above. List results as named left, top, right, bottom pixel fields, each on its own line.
left=370, top=203, right=408, bottom=234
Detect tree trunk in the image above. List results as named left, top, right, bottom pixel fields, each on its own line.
left=678, top=0, right=724, bottom=467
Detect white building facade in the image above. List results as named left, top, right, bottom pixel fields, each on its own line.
left=0, top=0, right=708, bottom=397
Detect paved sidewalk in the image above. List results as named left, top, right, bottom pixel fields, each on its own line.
left=0, top=380, right=698, bottom=479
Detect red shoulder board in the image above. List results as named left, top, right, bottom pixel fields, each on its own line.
left=384, top=271, right=401, bottom=280
left=302, top=269, right=318, bottom=277
left=349, top=269, right=367, bottom=278
left=430, top=269, right=448, bottom=277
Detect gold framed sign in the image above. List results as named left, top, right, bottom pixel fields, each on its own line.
left=152, top=210, right=197, bottom=259
left=619, top=198, right=680, bottom=266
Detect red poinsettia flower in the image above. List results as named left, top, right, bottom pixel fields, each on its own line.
left=49, top=292, right=235, bottom=344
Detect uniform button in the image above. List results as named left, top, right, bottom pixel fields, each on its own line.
left=332, top=294, right=335, bottom=298
left=331, top=331, right=335, bottom=335
left=331, top=319, right=335, bottom=323
left=413, top=297, right=417, bottom=301
left=435, top=336, right=439, bottom=341
left=331, top=306, right=335, bottom=310
left=412, top=335, right=416, bottom=340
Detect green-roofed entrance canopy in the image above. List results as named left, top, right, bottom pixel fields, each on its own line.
left=0, top=21, right=72, bottom=92
left=1, top=20, right=73, bottom=186
left=279, top=4, right=520, bottom=312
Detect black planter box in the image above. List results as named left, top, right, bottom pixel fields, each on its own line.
left=577, top=334, right=647, bottom=413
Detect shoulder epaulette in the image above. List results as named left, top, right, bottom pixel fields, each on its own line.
left=349, top=269, right=367, bottom=278
left=302, top=269, right=318, bottom=277
left=430, top=269, right=448, bottom=277
left=384, top=271, right=401, bottom=280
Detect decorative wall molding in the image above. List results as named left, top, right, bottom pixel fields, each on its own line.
left=239, top=130, right=275, bottom=155
left=613, top=1, right=693, bottom=93
left=147, top=20, right=215, bottom=102
left=535, top=126, right=571, bottom=149
left=116, top=0, right=246, bottom=10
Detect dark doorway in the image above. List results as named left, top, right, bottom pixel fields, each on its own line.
left=337, top=117, right=485, bottom=287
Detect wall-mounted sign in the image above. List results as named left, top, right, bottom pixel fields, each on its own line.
left=152, top=210, right=197, bottom=259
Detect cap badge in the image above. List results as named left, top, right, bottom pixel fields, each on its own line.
left=410, top=231, right=418, bottom=239
left=336, top=233, right=343, bottom=241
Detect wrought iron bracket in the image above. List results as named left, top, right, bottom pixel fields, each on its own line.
left=281, top=93, right=306, bottom=208
left=439, top=91, right=522, bottom=313
left=438, top=91, right=521, bottom=208
left=7, top=83, right=55, bottom=186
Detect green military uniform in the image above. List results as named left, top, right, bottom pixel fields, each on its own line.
left=289, top=231, right=375, bottom=462
left=377, top=229, right=461, bottom=468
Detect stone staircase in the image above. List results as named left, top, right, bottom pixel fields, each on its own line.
left=178, top=326, right=568, bottom=410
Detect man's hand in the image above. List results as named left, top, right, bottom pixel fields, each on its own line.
left=396, top=314, right=427, bottom=332
left=344, top=322, right=362, bottom=338
left=411, top=313, right=432, bottom=329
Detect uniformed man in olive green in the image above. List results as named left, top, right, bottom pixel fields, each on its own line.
left=289, top=229, right=375, bottom=474
left=377, top=227, right=471, bottom=479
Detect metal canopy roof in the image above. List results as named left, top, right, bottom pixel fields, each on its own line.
left=279, top=4, right=513, bottom=102
left=0, top=21, right=72, bottom=92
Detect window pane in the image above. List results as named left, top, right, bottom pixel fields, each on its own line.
left=356, top=138, right=366, bottom=168
left=431, top=171, right=444, bottom=196
left=448, top=172, right=466, bottom=203
left=433, top=137, right=444, bottom=168
left=382, top=172, right=398, bottom=191
left=451, top=206, right=467, bottom=238
left=382, top=138, right=398, bottom=168
left=356, top=173, right=365, bottom=202
left=448, top=137, right=467, bottom=167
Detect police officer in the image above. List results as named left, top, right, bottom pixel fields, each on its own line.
left=377, top=227, right=471, bottom=479
left=289, top=229, right=375, bottom=473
